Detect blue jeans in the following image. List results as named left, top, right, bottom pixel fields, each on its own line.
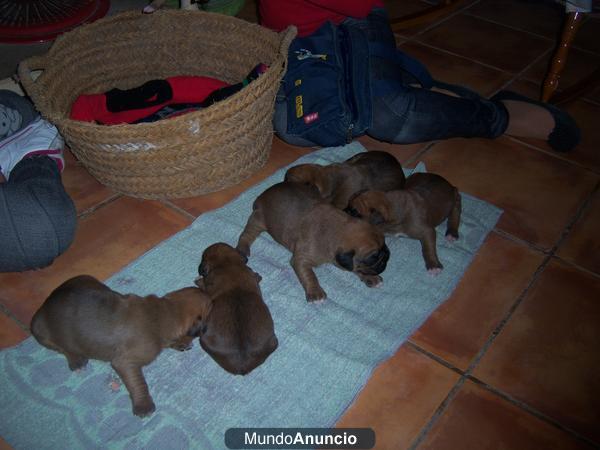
left=0, top=156, right=76, bottom=272
left=274, top=8, right=508, bottom=146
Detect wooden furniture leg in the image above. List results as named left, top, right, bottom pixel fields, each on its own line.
left=541, top=11, right=585, bottom=103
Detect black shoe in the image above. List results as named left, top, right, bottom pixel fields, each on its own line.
left=491, top=90, right=580, bottom=152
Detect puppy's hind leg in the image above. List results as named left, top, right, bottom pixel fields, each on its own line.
left=445, top=189, right=461, bottom=242
left=111, top=360, right=155, bottom=417
left=237, top=209, right=266, bottom=257
left=420, top=228, right=443, bottom=275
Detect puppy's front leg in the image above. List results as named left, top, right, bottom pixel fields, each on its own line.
left=290, top=256, right=326, bottom=302
left=237, top=209, right=265, bottom=257
left=420, top=228, right=443, bottom=275
left=111, top=360, right=155, bottom=417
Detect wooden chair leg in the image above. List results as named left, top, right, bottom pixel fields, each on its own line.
left=389, top=0, right=466, bottom=31
left=541, top=11, right=585, bottom=103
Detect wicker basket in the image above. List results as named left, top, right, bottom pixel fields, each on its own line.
left=18, top=10, right=296, bottom=199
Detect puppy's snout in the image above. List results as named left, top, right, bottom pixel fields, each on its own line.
left=376, top=245, right=390, bottom=272
left=369, top=244, right=390, bottom=274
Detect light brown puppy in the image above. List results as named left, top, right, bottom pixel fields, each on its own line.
left=237, top=182, right=390, bottom=302
left=30, top=275, right=212, bottom=417
left=284, top=151, right=406, bottom=209
left=346, top=173, right=461, bottom=274
left=196, top=243, right=278, bottom=375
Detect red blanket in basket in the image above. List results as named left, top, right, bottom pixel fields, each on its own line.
left=70, top=76, right=229, bottom=125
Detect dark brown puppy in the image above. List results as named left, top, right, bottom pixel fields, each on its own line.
left=237, top=182, right=390, bottom=302
left=346, top=173, right=461, bottom=274
left=284, top=151, right=405, bottom=209
left=196, top=242, right=278, bottom=375
left=30, top=275, right=212, bottom=417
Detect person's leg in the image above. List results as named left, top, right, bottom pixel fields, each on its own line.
left=367, top=83, right=509, bottom=144
left=358, top=10, right=579, bottom=151
left=0, top=156, right=76, bottom=272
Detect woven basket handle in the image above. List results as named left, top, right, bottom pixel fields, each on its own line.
left=17, top=54, right=53, bottom=117
left=279, top=26, right=298, bottom=56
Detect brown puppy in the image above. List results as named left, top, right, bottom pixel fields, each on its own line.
left=30, top=275, right=212, bottom=417
left=237, top=182, right=390, bottom=302
left=284, top=151, right=406, bottom=209
left=196, top=242, right=278, bottom=375
left=345, top=173, right=461, bottom=274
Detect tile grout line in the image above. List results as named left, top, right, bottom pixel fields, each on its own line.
left=408, top=253, right=553, bottom=450
left=0, top=299, right=29, bottom=333
left=76, top=193, right=122, bottom=220
left=408, top=178, right=600, bottom=448
left=500, top=134, right=600, bottom=176
left=160, top=199, right=198, bottom=222
left=466, top=376, right=600, bottom=449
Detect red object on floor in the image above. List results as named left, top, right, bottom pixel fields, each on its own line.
left=0, top=0, right=110, bottom=44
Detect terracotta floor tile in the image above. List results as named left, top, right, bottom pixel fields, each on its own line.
left=356, top=135, right=425, bottom=164
left=420, top=137, right=598, bottom=249
left=464, top=0, right=564, bottom=39
left=0, top=311, right=28, bottom=349
left=557, top=189, right=600, bottom=275
left=573, top=17, right=600, bottom=56
left=62, top=148, right=116, bottom=214
left=0, top=197, right=192, bottom=325
left=385, top=0, right=447, bottom=37
left=398, top=41, right=513, bottom=97
left=411, top=232, right=544, bottom=370
left=417, top=14, right=552, bottom=73
left=0, top=437, right=13, bottom=450
left=500, top=79, right=600, bottom=173
left=473, top=259, right=600, bottom=443
left=335, top=344, right=459, bottom=450
left=419, top=381, right=594, bottom=449
left=171, top=137, right=314, bottom=216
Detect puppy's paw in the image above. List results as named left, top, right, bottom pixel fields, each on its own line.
left=427, top=267, right=443, bottom=276
left=171, top=341, right=193, bottom=352
left=236, top=244, right=251, bottom=258
left=359, top=274, right=383, bottom=288
left=306, top=286, right=327, bottom=303
left=133, top=399, right=156, bottom=418
left=445, top=233, right=458, bottom=243
left=68, top=356, right=89, bottom=372
left=142, top=5, right=156, bottom=13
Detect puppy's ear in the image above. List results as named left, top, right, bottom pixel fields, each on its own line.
left=235, top=247, right=249, bottom=264
left=363, top=192, right=392, bottom=225
left=335, top=249, right=355, bottom=271
left=186, top=317, right=205, bottom=337
left=369, top=208, right=386, bottom=225
left=314, top=172, right=333, bottom=199
left=198, top=260, right=208, bottom=277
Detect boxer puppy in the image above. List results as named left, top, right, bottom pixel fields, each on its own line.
left=345, top=173, right=461, bottom=274
left=30, top=275, right=212, bottom=417
left=196, top=242, right=278, bottom=375
left=284, top=151, right=405, bottom=209
left=237, top=182, right=390, bottom=302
